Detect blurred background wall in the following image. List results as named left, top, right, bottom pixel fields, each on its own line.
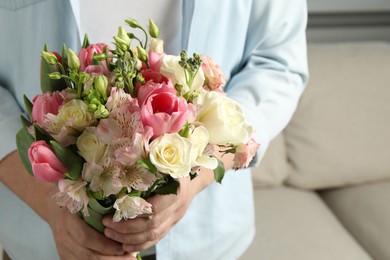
left=307, top=0, right=390, bottom=42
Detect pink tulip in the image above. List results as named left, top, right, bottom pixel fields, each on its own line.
left=140, top=83, right=195, bottom=138
left=148, top=52, right=163, bottom=72
left=31, top=91, right=63, bottom=127
left=78, top=43, right=109, bottom=72
left=28, top=140, right=67, bottom=183
left=141, top=69, right=170, bottom=85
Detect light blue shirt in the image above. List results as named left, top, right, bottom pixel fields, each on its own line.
left=0, top=0, right=308, bottom=259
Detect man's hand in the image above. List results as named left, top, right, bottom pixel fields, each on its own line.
left=102, top=175, right=206, bottom=253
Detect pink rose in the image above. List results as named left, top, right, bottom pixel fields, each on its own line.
left=140, top=83, right=195, bottom=138
left=200, top=56, right=226, bottom=91
left=28, top=140, right=67, bottom=183
left=78, top=43, right=109, bottom=73
left=31, top=91, right=63, bottom=127
left=141, top=69, right=170, bottom=85
left=148, top=52, right=163, bottom=71
left=233, top=138, right=260, bottom=170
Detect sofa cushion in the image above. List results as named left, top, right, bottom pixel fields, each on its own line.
left=241, top=187, right=372, bottom=260
left=252, top=133, right=289, bottom=188
left=285, top=42, right=390, bottom=189
left=320, top=180, right=390, bottom=260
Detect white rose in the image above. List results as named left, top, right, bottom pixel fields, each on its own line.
left=160, top=55, right=205, bottom=94
left=188, top=126, right=218, bottom=169
left=57, top=99, right=94, bottom=131
left=149, top=133, right=192, bottom=178
left=195, top=91, right=254, bottom=145
left=76, top=128, right=108, bottom=163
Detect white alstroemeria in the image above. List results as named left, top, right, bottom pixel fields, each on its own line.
left=113, top=195, right=152, bottom=222
left=82, top=159, right=122, bottom=196
left=54, top=179, right=89, bottom=217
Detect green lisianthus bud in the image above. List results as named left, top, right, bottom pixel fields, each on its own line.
left=48, top=72, right=62, bottom=80
left=87, top=103, right=97, bottom=112
left=117, top=26, right=131, bottom=46
left=94, top=75, right=108, bottom=101
left=94, top=104, right=109, bottom=118
left=148, top=19, right=160, bottom=38
left=136, top=46, right=148, bottom=63
left=114, top=36, right=129, bottom=51
left=41, top=51, right=58, bottom=65
left=125, top=19, right=139, bottom=28
left=67, top=49, right=80, bottom=70
left=93, top=53, right=107, bottom=62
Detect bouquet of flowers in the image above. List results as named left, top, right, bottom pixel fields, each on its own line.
left=16, top=19, right=259, bottom=233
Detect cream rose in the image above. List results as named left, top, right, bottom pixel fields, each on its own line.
left=195, top=91, right=254, bottom=145
left=76, top=128, right=108, bottom=163
left=57, top=99, right=94, bottom=131
left=149, top=133, right=192, bottom=178
left=160, top=55, right=205, bottom=94
left=188, top=126, right=218, bottom=170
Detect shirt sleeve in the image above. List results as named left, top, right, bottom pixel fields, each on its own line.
left=225, top=0, right=309, bottom=166
left=0, top=86, right=22, bottom=160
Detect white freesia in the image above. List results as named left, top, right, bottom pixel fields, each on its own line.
left=160, top=55, right=205, bottom=94
left=148, top=38, right=164, bottom=53
left=188, top=125, right=218, bottom=169
left=76, top=128, right=108, bottom=163
left=194, top=91, right=254, bottom=145
left=149, top=133, right=192, bottom=178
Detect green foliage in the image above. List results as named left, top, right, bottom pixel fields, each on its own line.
left=213, top=159, right=225, bottom=184
left=23, top=95, right=33, bottom=119
left=15, top=127, right=34, bottom=176
left=50, top=140, right=83, bottom=180
left=136, top=159, right=157, bottom=173
left=153, top=179, right=179, bottom=195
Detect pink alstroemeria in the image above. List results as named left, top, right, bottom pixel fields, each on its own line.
left=233, top=138, right=260, bottom=169
left=82, top=159, right=123, bottom=197
left=113, top=195, right=152, bottom=222
left=28, top=140, right=67, bottom=183
left=54, top=179, right=89, bottom=217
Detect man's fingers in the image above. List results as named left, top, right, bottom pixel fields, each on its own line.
left=66, top=213, right=125, bottom=255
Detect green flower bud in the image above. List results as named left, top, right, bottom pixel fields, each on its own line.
left=114, top=36, right=129, bottom=51
left=48, top=72, right=62, bottom=80
left=148, top=19, right=160, bottom=38
left=136, top=46, right=148, bottom=63
left=94, top=75, right=108, bottom=101
left=90, top=98, right=101, bottom=106
left=93, top=53, right=107, bottom=62
left=125, top=19, right=139, bottom=28
left=41, top=51, right=58, bottom=65
left=67, top=49, right=80, bottom=70
left=94, top=104, right=109, bottom=118
left=117, top=26, right=131, bottom=46
left=88, top=103, right=97, bottom=112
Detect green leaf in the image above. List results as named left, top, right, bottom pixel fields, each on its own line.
left=15, top=127, right=35, bottom=176
left=82, top=34, right=90, bottom=48
left=136, top=159, right=157, bottom=173
left=82, top=206, right=105, bottom=233
left=23, top=95, right=33, bottom=119
left=20, top=115, right=32, bottom=128
left=50, top=140, right=83, bottom=180
left=41, top=46, right=67, bottom=93
left=88, top=197, right=114, bottom=215
left=153, top=179, right=179, bottom=195
left=213, top=159, right=225, bottom=184
left=34, top=124, right=54, bottom=143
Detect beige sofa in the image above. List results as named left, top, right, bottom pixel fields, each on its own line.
left=241, top=42, right=390, bottom=260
